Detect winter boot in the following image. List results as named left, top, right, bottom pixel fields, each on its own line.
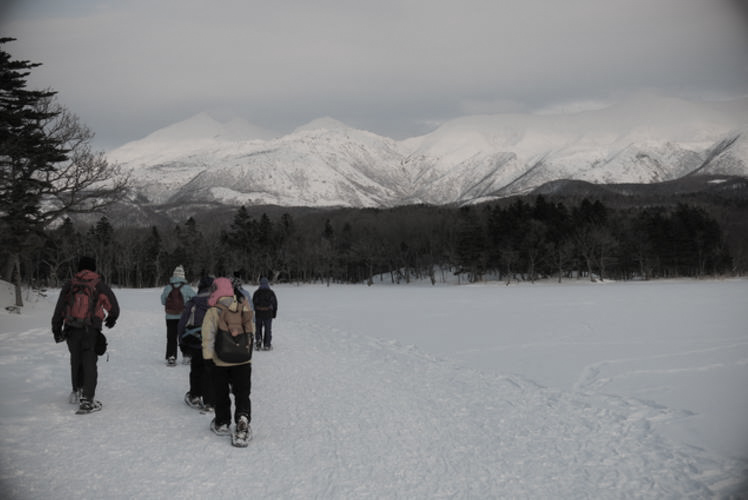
left=232, top=415, right=251, bottom=447
left=76, top=398, right=102, bottom=414
left=210, top=418, right=231, bottom=436
left=184, top=391, right=203, bottom=410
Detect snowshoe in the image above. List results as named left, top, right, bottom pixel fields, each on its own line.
left=76, top=399, right=102, bottom=415
left=184, top=391, right=203, bottom=410
left=231, top=415, right=251, bottom=447
left=210, top=418, right=231, bottom=436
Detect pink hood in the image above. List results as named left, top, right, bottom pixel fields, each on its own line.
left=208, top=277, right=234, bottom=306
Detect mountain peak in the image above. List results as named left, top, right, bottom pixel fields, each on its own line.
left=293, top=116, right=353, bottom=134
left=142, top=112, right=276, bottom=143
left=107, top=112, right=278, bottom=164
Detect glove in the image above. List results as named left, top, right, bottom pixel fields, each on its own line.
left=53, top=329, right=66, bottom=343
left=105, top=316, right=116, bottom=329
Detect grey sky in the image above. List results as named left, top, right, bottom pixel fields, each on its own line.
left=2, top=0, right=748, bottom=151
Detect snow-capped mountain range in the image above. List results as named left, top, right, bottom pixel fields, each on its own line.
left=108, top=94, right=748, bottom=209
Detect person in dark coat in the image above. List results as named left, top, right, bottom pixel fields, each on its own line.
left=51, top=256, right=119, bottom=414
left=178, top=276, right=216, bottom=411
left=252, top=277, right=278, bottom=350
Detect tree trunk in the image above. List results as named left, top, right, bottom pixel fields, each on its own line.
left=12, top=253, right=23, bottom=307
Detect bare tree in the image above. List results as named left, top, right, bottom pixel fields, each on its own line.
left=4, top=98, right=129, bottom=307
left=36, top=98, right=129, bottom=224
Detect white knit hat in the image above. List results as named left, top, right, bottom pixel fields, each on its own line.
left=173, top=265, right=185, bottom=280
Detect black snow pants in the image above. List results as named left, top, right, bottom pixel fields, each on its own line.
left=185, top=346, right=215, bottom=407
left=66, top=326, right=99, bottom=401
left=212, top=362, right=252, bottom=427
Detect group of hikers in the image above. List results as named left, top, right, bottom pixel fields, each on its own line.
left=51, top=257, right=278, bottom=447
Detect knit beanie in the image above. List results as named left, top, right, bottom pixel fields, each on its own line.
left=78, top=256, right=97, bottom=272
left=173, top=265, right=185, bottom=280
left=197, top=276, right=214, bottom=294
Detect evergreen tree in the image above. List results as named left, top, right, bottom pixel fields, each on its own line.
left=0, top=38, right=67, bottom=305
left=0, top=38, right=129, bottom=305
left=455, top=207, right=486, bottom=282
left=143, top=226, right=162, bottom=287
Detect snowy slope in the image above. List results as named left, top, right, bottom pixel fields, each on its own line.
left=171, top=121, right=407, bottom=207
left=399, top=95, right=748, bottom=200
left=108, top=95, right=748, bottom=208
left=1, top=279, right=747, bottom=498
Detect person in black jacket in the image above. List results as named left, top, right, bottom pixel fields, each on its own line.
left=252, top=277, right=278, bottom=350
left=51, top=256, right=119, bottom=414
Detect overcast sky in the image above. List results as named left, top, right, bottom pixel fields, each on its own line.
left=2, top=0, right=748, bottom=151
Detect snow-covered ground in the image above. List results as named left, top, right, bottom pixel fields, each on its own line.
left=1, top=278, right=747, bottom=498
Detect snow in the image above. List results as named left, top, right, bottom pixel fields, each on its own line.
left=1, top=278, right=747, bottom=498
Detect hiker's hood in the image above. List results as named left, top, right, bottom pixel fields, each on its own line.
left=208, top=277, right=235, bottom=306
left=214, top=295, right=240, bottom=311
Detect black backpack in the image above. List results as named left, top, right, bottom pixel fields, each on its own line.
left=213, top=302, right=253, bottom=363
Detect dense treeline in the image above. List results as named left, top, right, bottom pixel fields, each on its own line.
left=14, top=194, right=743, bottom=288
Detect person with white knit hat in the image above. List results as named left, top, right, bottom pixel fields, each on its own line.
left=160, top=265, right=196, bottom=366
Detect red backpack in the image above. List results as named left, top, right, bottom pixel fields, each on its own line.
left=64, top=275, right=100, bottom=328
left=165, top=283, right=185, bottom=315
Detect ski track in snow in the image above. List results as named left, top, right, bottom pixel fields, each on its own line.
left=1, top=285, right=747, bottom=499
left=574, top=340, right=748, bottom=393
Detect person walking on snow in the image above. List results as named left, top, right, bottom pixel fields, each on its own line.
left=160, top=265, right=195, bottom=366
left=202, top=277, right=254, bottom=444
left=178, top=276, right=216, bottom=411
left=252, top=277, right=278, bottom=350
left=232, top=273, right=254, bottom=312
left=51, top=256, right=119, bottom=414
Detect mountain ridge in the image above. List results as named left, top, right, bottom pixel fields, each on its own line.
left=107, top=94, right=748, bottom=211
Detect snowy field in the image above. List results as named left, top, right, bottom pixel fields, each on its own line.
left=1, top=278, right=747, bottom=499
